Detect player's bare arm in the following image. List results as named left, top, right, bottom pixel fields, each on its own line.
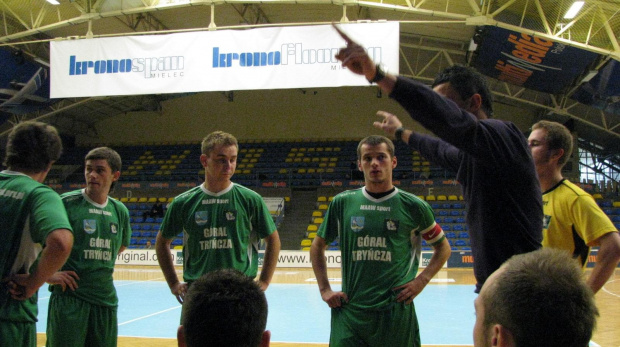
left=310, top=235, right=348, bottom=308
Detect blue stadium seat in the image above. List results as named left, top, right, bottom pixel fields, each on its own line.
left=458, top=232, right=470, bottom=239
left=455, top=240, right=467, bottom=247
left=141, top=231, right=152, bottom=238
left=445, top=232, right=456, bottom=239
left=131, top=224, right=141, bottom=231
left=453, top=225, right=464, bottom=231
left=443, top=225, right=452, bottom=231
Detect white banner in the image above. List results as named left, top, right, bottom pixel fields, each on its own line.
left=114, top=249, right=439, bottom=268
left=50, top=22, right=399, bottom=98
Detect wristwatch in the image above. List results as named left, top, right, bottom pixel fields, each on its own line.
left=368, top=64, right=386, bottom=84
left=394, top=127, right=405, bottom=142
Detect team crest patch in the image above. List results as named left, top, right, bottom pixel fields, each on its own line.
left=195, top=211, right=209, bottom=226
left=384, top=219, right=399, bottom=232
left=351, top=216, right=364, bottom=232
left=543, top=215, right=551, bottom=229
left=83, top=219, right=96, bottom=234
left=225, top=210, right=236, bottom=221
left=110, top=223, right=118, bottom=234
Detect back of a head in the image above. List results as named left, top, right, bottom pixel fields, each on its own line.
left=484, top=248, right=598, bottom=347
left=182, top=269, right=268, bottom=347
left=432, top=65, right=494, bottom=118
left=3, top=121, right=62, bottom=172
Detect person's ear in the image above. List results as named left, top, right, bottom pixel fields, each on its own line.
left=468, top=93, right=482, bottom=113
left=200, top=154, right=208, bottom=168
left=491, top=324, right=515, bottom=347
left=177, top=325, right=186, bottom=347
left=550, top=148, right=565, bottom=163
left=260, top=330, right=271, bottom=347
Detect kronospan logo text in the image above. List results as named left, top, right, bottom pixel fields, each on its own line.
left=66, top=42, right=382, bottom=78
left=68, top=55, right=185, bottom=79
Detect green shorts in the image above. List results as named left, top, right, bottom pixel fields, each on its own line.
left=0, top=319, right=37, bottom=347
left=329, top=302, right=420, bottom=347
left=46, top=293, right=118, bottom=347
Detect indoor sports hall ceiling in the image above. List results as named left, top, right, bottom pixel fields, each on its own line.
left=0, top=0, right=618, bottom=163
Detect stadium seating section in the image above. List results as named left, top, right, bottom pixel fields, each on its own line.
left=44, top=140, right=619, bottom=252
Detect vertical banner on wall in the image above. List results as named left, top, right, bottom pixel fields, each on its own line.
left=50, top=22, right=399, bottom=98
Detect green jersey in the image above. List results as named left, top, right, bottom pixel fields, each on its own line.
left=0, top=170, right=72, bottom=323
left=161, top=183, right=276, bottom=282
left=53, top=189, right=131, bottom=306
left=318, top=187, right=438, bottom=311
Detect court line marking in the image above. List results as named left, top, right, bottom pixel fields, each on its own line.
left=601, top=279, right=620, bottom=299
left=303, top=278, right=456, bottom=283
left=118, top=305, right=181, bottom=326
left=115, top=277, right=166, bottom=287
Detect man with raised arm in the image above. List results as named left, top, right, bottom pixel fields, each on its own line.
left=333, top=25, right=542, bottom=293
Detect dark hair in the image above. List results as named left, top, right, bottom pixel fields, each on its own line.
left=482, top=248, right=598, bottom=347
left=182, top=269, right=268, bottom=347
left=531, top=121, right=573, bottom=167
left=432, top=65, right=494, bottom=118
left=3, top=121, right=62, bottom=172
left=85, top=147, right=122, bottom=191
left=201, top=131, right=238, bottom=156
left=357, top=135, right=395, bottom=161
left=85, top=147, right=122, bottom=173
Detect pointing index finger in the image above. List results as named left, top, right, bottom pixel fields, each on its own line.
left=332, top=23, right=353, bottom=44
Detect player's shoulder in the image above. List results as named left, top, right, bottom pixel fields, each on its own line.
left=108, top=196, right=129, bottom=212
left=174, top=185, right=203, bottom=201
left=61, top=189, right=83, bottom=202
left=557, top=179, right=590, bottom=198
left=333, top=188, right=362, bottom=201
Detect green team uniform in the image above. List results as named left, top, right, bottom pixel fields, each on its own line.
left=46, top=189, right=131, bottom=347
left=0, top=170, right=72, bottom=347
left=318, top=187, right=442, bottom=347
left=160, top=183, right=277, bottom=283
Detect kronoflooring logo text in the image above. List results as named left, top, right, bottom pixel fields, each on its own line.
left=212, top=42, right=383, bottom=68
left=68, top=55, right=185, bottom=79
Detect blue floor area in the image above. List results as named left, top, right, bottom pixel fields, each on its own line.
left=36, top=281, right=477, bottom=345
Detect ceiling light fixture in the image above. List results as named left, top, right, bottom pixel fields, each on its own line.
left=46, top=0, right=60, bottom=4
left=564, top=1, right=584, bottom=19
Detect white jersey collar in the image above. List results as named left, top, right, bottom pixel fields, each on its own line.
left=200, top=182, right=234, bottom=196
left=362, top=186, right=399, bottom=203
left=81, top=188, right=109, bottom=208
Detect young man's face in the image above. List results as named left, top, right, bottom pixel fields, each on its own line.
left=201, top=144, right=238, bottom=184
left=84, top=159, right=119, bottom=197
left=358, top=142, right=396, bottom=185
left=527, top=128, right=554, bottom=170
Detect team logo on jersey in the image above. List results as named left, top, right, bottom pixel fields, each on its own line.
left=83, top=219, right=97, bottom=234
left=110, top=223, right=118, bottom=234
left=351, top=216, right=364, bottom=232
left=384, top=219, right=399, bottom=232
left=543, top=215, right=551, bottom=229
left=225, top=210, right=236, bottom=221
left=195, top=211, right=209, bottom=225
